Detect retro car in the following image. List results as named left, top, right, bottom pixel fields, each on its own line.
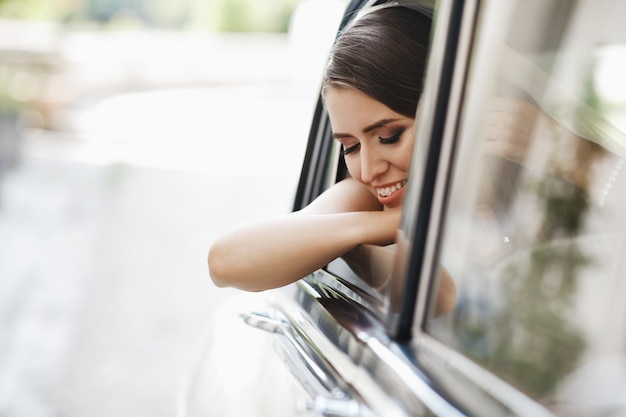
left=182, top=0, right=626, bottom=415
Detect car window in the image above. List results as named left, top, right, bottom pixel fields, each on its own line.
left=425, top=0, right=626, bottom=414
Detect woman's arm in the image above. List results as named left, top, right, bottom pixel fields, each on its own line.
left=208, top=179, right=400, bottom=291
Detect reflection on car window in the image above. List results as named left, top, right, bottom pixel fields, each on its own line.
left=329, top=243, right=396, bottom=292
left=427, top=0, right=626, bottom=414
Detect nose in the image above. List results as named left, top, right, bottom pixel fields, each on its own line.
left=359, top=145, right=387, bottom=184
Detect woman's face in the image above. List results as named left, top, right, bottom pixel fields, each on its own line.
left=325, top=87, right=415, bottom=209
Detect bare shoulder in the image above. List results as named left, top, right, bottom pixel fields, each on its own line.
left=299, top=178, right=382, bottom=215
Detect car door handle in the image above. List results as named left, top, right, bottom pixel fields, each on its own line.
left=241, top=310, right=341, bottom=392
left=241, top=311, right=377, bottom=417
left=299, top=396, right=373, bottom=417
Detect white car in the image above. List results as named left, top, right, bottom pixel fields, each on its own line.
left=181, top=0, right=626, bottom=416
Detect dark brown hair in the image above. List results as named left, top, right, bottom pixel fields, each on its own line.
left=322, top=6, right=432, bottom=118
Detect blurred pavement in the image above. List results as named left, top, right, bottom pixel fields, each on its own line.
left=0, top=10, right=342, bottom=415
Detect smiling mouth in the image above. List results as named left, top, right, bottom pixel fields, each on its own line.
left=376, top=179, right=407, bottom=197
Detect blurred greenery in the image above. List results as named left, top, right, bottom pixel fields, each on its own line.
left=206, top=0, right=299, bottom=32
left=0, top=0, right=74, bottom=22
left=0, top=0, right=301, bottom=32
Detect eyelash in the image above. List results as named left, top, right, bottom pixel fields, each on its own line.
left=342, top=129, right=404, bottom=155
left=380, top=130, right=403, bottom=145
left=343, top=143, right=360, bottom=155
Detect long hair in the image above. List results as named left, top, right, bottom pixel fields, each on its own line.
left=323, top=6, right=432, bottom=118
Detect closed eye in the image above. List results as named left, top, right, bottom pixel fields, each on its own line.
left=379, top=129, right=404, bottom=145
left=343, top=143, right=360, bottom=155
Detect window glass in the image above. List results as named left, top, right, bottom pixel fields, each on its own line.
left=427, top=0, right=626, bottom=414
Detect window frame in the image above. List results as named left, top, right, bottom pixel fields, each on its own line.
left=401, top=0, right=566, bottom=415
left=386, top=0, right=476, bottom=340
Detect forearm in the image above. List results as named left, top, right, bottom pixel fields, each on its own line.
left=208, top=211, right=395, bottom=291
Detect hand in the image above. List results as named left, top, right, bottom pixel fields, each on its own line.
left=365, top=207, right=402, bottom=246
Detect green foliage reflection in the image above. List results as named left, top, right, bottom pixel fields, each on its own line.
left=0, top=0, right=300, bottom=32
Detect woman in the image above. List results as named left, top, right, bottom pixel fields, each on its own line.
left=208, top=5, right=452, bottom=308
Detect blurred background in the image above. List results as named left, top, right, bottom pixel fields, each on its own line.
left=0, top=0, right=346, bottom=415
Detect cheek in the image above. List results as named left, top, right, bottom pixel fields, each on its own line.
left=344, top=158, right=362, bottom=183
left=395, top=136, right=415, bottom=171
left=399, top=145, right=413, bottom=170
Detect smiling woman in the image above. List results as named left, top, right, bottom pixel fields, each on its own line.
left=324, top=88, right=415, bottom=209
left=207, top=4, right=454, bottom=311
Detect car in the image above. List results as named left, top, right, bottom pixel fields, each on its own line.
left=181, top=0, right=626, bottom=416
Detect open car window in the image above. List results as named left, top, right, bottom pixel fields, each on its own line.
left=298, top=0, right=439, bottom=320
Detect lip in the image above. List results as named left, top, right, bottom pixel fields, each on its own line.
left=374, top=179, right=407, bottom=207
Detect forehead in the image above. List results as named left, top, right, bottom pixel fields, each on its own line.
left=324, top=87, right=402, bottom=133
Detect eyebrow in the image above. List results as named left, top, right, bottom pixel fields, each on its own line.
left=332, top=118, right=403, bottom=139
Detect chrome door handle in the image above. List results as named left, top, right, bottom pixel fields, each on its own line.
left=241, top=311, right=377, bottom=417
left=298, top=396, right=377, bottom=417
left=241, top=311, right=341, bottom=392
left=240, top=310, right=286, bottom=333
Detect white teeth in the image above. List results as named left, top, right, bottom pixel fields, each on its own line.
left=377, top=180, right=407, bottom=197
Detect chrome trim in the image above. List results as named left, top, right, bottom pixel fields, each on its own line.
left=253, top=275, right=467, bottom=417
left=240, top=311, right=285, bottom=333
left=305, top=269, right=385, bottom=316
left=298, top=396, right=374, bottom=417
left=365, top=338, right=466, bottom=417
left=386, top=0, right=472, bottom=338
left=241, top=310, right=346, bottom=395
